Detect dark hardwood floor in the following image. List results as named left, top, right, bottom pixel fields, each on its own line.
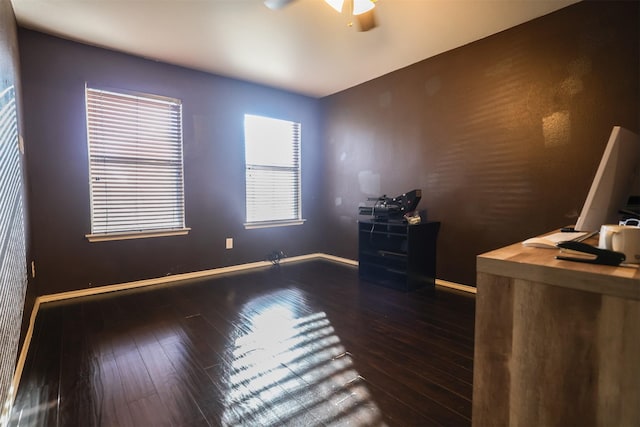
left=10, top=260, right=475, bottom=426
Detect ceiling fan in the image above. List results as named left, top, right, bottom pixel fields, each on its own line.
left=264, top=0, right=378, bottom=32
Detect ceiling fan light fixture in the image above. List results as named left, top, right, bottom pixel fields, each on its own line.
left=322, top=0, right=379, bottom=31
left=353, top=0, right=375, bottom=15
left=263, top=0, right=296, bottom=10
left=324, top=0, right=344, bottom=13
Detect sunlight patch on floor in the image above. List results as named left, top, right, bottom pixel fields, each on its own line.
left=223, top=289, right=385, bottom=426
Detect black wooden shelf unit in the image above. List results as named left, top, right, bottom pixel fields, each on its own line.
left=358, top=220, right=440, bottom=290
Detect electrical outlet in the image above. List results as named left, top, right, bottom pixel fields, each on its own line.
left=225, top=238, right=233, bottom=249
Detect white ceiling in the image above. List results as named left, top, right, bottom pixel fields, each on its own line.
left=11, top=0, right=580, bottom=98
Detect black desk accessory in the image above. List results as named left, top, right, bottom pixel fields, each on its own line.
left=556, top=241, right=625, bottom=266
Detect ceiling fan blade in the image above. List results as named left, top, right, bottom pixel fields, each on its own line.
left=264, top=0, right=296, bottom=10
left=356, top=8, right=377, bottom=31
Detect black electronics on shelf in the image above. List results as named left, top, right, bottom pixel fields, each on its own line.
left=358, top=189, right=422, bottom=222
left=358, top=220, right=440, bottom=291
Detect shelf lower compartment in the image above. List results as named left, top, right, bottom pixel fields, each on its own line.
left=358, top=220, right=440, bottom=292
left=360, top=249, right=406, bottom=261
left=358, top=261, right=434, bottom=290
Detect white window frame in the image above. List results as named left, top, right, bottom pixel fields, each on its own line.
left=244, top=114, right=304, bottom=229
left=84, top=86, right=190, bottom=242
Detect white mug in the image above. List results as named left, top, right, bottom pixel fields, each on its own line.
left=599, top=224, right=624, bottom=249
left=599, top=224, right=640, bottom=264
left=620, top=218, right=640, bottom=227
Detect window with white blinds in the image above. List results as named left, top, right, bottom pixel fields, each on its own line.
left=244, top=114, right=304, bottom=228
left=85, top=87, right=188, bottom=241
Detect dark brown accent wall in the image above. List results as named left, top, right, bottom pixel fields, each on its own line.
left=18, top=29, right=325, bottom=295
left=320, top=1, right=639, bottom=286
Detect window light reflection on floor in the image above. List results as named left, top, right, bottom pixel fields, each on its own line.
left=222, top=289, right=385, bottom=426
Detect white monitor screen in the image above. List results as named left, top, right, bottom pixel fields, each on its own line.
left=575, top=126, right=640, bottom=231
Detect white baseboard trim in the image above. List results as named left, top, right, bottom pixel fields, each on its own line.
left=3, top=298, right=40, bottom=427
left=36, top=251, right=473, bottom=307
left=8, top=252, right=473, bottom=420
left=38, top=253, right=327, bottom=304
left=435, top=278, right=477, bottom=294
left=317, top=253, right=359, bottom=266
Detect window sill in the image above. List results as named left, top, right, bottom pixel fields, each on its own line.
left=244, top=219, right=306, bottom=230
left=86, top=228, right=191, bottom=242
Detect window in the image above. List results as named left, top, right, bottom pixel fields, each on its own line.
left=85, top=87, right=189, bottom=241
left=244, top=114, right=303, bottom=228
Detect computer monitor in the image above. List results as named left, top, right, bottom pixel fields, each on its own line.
left=575, top=126, right=640, bottom=231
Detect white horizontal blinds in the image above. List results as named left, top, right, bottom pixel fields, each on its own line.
left=0, top=85, right=28, bottom=413
left=245, top=114, right=301, bottom=223
left=86, top=88, right=185, bottom=234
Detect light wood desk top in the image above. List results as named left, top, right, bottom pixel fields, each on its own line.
left=477, top=232, right=640, bottom=300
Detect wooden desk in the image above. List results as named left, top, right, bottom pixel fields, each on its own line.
left=473, top=236, right=640, bottom=427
